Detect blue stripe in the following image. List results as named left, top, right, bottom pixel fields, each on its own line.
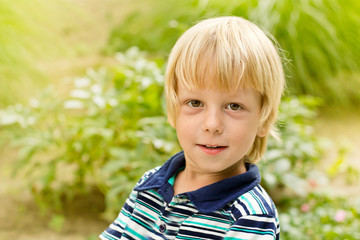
left=231, top=227, right=275, bottom=236
left=136, top=199, right=161, bottom=215
left=101, top=232, right=119, bottom=240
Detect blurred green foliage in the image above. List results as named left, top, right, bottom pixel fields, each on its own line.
left=1, top=0, right=45, bottom=105
left=0, top=48, right=179, bottom=217
left=1, top=48, right=359, bottom=237
left=106, top=0, right=360, bottom=107
left=1, top=1, right=360, bottom=237
left=0, top=0, right=84, bottom=106
left=281, top=193, right=360, bottom=239
left=262, top=96, right=324, bottom=198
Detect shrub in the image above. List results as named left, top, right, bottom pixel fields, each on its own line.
left=1, top=48, right=359, bottom=235
left=0, top=48, right=179, bottom=217
left=106, top=0, right=360, bottom=107
left=281, top=193, right=360, bottom=239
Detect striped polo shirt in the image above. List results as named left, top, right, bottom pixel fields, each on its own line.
left=100, top=151, right=280, bottom=240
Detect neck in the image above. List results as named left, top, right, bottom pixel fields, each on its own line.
left=173, top=161, right=246, bottom=195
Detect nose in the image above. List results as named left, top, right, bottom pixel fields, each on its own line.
left=202, top=108, right=224, bottom=134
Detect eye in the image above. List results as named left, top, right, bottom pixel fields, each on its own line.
left=226, top=103, right=243, bottom=111
left=187, top=100, right=202, bottom=108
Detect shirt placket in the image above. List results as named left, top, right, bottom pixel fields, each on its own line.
left=156, top=195, right=193, bottom=239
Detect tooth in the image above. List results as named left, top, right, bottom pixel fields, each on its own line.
left=205, top=145, right=219, bottom=149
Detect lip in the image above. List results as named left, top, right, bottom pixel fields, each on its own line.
left=197, top=144, right=228, bottom=156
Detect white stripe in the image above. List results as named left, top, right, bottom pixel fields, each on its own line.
left=244, top=214, right=276, bottom=223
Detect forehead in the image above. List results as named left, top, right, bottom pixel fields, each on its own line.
left=177, top=80, right=261, bottom=101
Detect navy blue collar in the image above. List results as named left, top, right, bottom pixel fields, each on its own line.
left=135, top=151, right=261, bottom=213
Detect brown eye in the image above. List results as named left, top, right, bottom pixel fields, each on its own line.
left=188, top=100, right=202, bottom=107
left=227, top=103, right=243, bottom=111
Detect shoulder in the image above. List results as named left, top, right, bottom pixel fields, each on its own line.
left=135, top=166, right=161, bottom=187
left=229, top=185, right=278, bottom=219
left=226, top=185, right=280, bottom=239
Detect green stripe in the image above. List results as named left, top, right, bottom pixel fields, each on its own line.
left=176, top=235, right=201, bottom=240
left=184, top=221, right=228, bottom=231
left=136, top=208, right=157, bottom=221
left=119, top=209, right=131, bottom=218
left=149, top=189, right=162, bottom=198
left=168, top=212, right=188, bottom=219
left=249, top=191, right=266, bottom=214
left=118, top=219, right=126, bottom=227
left=224, top=238, right=247, bottom=240
left=128, top=216, right=158, bottom=236
left=240, top=196, right=256, bottom=214
left=101, top=232, right=118, bottom=240
left=126, top=227, right=149, bottom=240
left=195, top=215, right=232, bottom=224
left=231, top=227, right=275, bottom=236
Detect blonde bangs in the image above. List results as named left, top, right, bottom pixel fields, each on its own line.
left=172, top=21, right=267, bottom=94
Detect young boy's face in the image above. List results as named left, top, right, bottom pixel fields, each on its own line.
left=175, top=83, right=264, bottom=177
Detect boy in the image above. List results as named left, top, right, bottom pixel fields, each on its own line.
left=100, top=16, right=284, bottom=240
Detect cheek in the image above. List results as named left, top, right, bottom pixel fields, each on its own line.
left=175, top=117, right=188, bottom=137
left=230, top=120, right=258, bottom=142
left=176, top=112, right=194, bottom=129
left=176, top=120, right=192, bottom=138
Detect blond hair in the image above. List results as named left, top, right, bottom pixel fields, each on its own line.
left=165, top=16, right=285, bottom=163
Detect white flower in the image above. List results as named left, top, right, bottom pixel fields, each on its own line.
left=164, top=142, right=174, bottom=153
left=74, top=77, right=91, bottom=88
left=108, top=98, right=118, bottom=107
left=115, top=52, right=126, bottom=63
left=134, top=58, right=147, bottom=71
left=153, top=139, right=164, bottom=149
left=169, top=20, right=178, bottom=28
left=70, top=89, right=91, bottom=99
left=29, top=98, right=39, bottom=108
left=0, top=112, right=19, bottom=125
left=127, top=47, right=140, bottom=59
left=141, top=77, right=152, bottom=88
left=64, top=100, right=84, bottom=109
left=93, top=95, right=106, bottom=108
left=91, top=84, right=102, bottom=94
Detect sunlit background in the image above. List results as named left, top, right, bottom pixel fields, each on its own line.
left=1, top=0, right=359, bottom=239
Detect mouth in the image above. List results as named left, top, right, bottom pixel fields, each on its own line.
left=201, top=145, right=225, bottom=149
left=197, top=144, right=228, bottom=155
